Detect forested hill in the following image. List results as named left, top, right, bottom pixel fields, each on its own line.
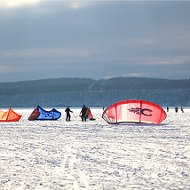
left=0, top=77, right=190, bottom=107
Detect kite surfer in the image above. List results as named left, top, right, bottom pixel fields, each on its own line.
left=80, top=105, right=87, bottom=121
left=65, top=107, right=73, bottom=121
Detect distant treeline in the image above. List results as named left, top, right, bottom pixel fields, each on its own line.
left=0, top=77, right=190, bottom=107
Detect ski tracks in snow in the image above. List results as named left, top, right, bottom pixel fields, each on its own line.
left=57, top=144, right=91, bottom=190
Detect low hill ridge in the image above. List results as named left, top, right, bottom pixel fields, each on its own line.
left=0, top=77, right=189, bottom=107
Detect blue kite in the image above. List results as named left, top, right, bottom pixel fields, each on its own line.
left=28, top=106, right=61, bottom=120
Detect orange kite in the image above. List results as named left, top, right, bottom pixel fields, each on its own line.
left=0, top=108, right=21, bottom=122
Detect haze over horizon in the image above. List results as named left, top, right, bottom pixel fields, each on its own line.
left=0, top=1, right=190, bottom=82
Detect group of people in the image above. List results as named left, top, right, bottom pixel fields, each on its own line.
left=65, top=105, right=94, bottom=122
left=167, top=106, right=184, bottom=113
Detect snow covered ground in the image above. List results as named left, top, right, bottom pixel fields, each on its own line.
left=0, top=108, right=190, bottom=190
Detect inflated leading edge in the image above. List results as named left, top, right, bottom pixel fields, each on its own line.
left=102, top=100, right=167, bottom=124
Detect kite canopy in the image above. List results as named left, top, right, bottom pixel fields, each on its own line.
left=86, top=108, right=96, bottom=121
left=102, top=100, right=167, bottom=124
left=0, top=108, right=21, bottom=122
left=28, top=106, right=61, bottom=121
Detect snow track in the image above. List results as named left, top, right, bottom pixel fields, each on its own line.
left=0, top=108, right=190, bottom=189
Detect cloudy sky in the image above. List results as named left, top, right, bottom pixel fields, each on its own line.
left=0, top=0, right=190, bottom=82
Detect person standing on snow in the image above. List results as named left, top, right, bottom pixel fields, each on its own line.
left=65, top=107, right=73, bottom=121
left=80, top=105, right=87, bottom=122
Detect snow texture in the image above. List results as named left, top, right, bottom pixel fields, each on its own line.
left=0, top=108, right=190, bottom=190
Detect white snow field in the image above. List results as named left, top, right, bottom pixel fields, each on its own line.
left=0, top=108, right=190, bottom=190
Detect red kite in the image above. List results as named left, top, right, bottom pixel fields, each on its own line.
left=102, top=100, right=166, bottom=124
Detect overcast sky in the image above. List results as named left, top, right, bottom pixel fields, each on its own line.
left=0, top=0, right=190, bottom=82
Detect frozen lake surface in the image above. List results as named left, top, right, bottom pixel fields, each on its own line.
left=0, top=108, right=190, bottom=190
